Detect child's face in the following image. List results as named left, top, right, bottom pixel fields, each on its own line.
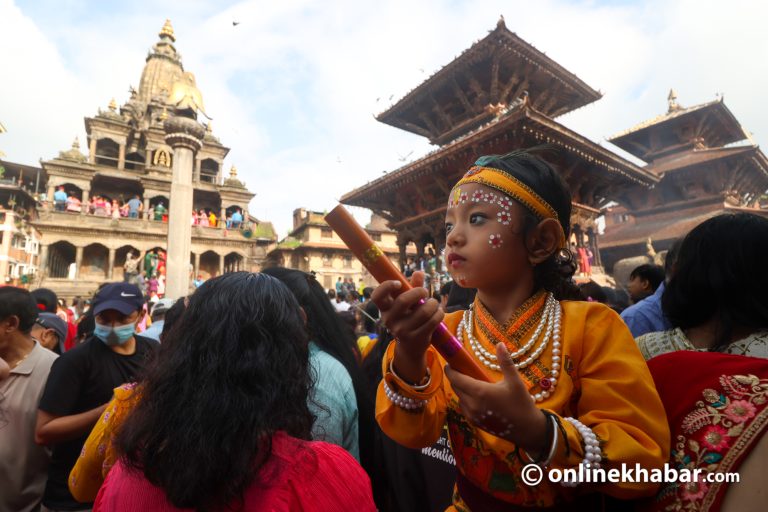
left=444, top=183, right=533, bottom=291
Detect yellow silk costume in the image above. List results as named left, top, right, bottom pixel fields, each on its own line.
left=69, top=384, right=139, bottom=503
left=376, top=295, right=670, bottom=510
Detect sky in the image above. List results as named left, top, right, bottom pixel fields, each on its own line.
left=1, top=0, right=766, bottom=237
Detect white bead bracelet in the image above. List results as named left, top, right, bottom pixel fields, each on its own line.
left=561, top=417, right=602, bottom=487
left=384, top=381, right=429, bottom=410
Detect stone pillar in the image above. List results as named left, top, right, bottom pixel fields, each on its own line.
left=194, top=158, right=202, bottom=183
left=46, top=184, right=55, bottom=203
left=75, top=246, right=84, bottom=280
left=107, top=248, right=116, bottom=280
left=220, top=207, right=226, bottom=229
left=218, top=254, right=225, bottom=276
left=39, top=243, right=49, bottom=276
left=163, top=115, right=204, bottom=299
left=143, top=198, right=151, bottom=220
left=81, top=189, right=90, bottom=215
left=193, top=252, right=200, bottom=277
left=89, top=137, right=97, bottom=164
left=118, top=144, right=126, bottom=170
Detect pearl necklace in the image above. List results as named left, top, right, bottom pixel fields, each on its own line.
left=457, top=293, right=562, bottom=402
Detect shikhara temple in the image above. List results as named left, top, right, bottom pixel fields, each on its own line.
left=27, top=20, right=276, bottom=299
left=341, top=17, right=768, bottom=276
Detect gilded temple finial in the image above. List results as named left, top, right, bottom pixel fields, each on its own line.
left=108, top=98, right=117, bottom=111
left=159, top=106, right=168, bottom=121
left=497, top=14, right=506, bottom=29
left=206, top=121, right=212, bottom=133
left=160, top=19, right=176, bottom=42
left=72, top=137, right=80, bottom=149
left=230, top=164, right=238, bottom=178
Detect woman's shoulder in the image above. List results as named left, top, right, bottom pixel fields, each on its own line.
left=270, top=434, right=374, bottom=510
left=269, top=433, right=358, bottom=471
left=309, top=344, right=352, bottom=380
left=649, top=350, right=768, bottom=377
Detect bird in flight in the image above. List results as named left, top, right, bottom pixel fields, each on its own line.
left=233, top=21, right=240, bottom=26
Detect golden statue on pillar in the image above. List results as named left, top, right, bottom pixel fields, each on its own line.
left=167, top=72, right=209, bottom=119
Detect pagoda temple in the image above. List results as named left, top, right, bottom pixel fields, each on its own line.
left=31, top=21, right=276, bottom=299
left=599, top=90, right=768, bottom=270
left=341, top=17, right=657, bottom=274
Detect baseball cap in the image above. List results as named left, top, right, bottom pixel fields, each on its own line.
left=93, top=283, right=144, bottom=316
left=151, top=298, right=176, bottom=316
left=36, top=312, right=68, bottom=344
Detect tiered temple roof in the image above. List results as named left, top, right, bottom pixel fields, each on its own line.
left=609, top=93, right=750, bottom=163
left=342, top=18, right=656, bottom=271
left=600, top=92, right=768, bottom=269
left=377, top=17, right=602, bottom=146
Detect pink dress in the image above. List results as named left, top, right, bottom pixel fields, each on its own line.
left=93, top=432, right=375, bottom=511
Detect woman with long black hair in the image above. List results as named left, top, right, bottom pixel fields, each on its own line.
left=94, top=272, right=375, bottom=511
left=262, top=267, right=374, bottom=469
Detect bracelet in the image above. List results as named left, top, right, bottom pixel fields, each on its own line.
left=560, top=417, right=602, bottom=487
left=521, top=414, right=559, bottom=467
left=389, top=360, right=431, bottom=390
left=383, top=381, right=429, bottom=410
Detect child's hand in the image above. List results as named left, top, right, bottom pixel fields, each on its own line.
left=372, top=271, right=443, bottom=382
left=445, top=342, right=548, bottom=455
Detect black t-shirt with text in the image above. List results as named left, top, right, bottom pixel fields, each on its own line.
left=38, top=335, right=156, bottom=510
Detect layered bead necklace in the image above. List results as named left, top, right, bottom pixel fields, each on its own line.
left=457, top=293, right=562, bottom=402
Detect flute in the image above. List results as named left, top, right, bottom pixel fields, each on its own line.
left=325, top=205, right=491, bottom=382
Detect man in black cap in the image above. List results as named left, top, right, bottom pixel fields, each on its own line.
left=31, top=312, right=68, bottom=355
left=35, top=283, right=156, bottom=511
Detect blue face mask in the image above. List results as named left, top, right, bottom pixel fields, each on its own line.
left=94, top=321, right=136, bottom=346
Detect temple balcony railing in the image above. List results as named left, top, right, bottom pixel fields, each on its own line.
left=32, top=210, right=254, bottom=242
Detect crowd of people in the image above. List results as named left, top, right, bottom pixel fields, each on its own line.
left=51, top=186, right=247, bottom=230
left=2, top=151, right=767, bottom=512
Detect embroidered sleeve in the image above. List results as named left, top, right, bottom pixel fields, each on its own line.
left=375, top=341, right=448, bottom=449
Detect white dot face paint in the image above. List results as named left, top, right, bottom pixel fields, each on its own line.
left=489, top=234, right=503, bottom=249
left=497, top=210, right=512, bottom=225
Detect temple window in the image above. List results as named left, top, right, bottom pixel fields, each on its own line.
left=95, top=138, right=120, bottom=167
left=321, top=227, right=333, bottom=238
left=47, top=241, right=76, bottom=278
left=125, top=151, right=146, bottom=171
left=200, top=158, right=219, bottom=184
